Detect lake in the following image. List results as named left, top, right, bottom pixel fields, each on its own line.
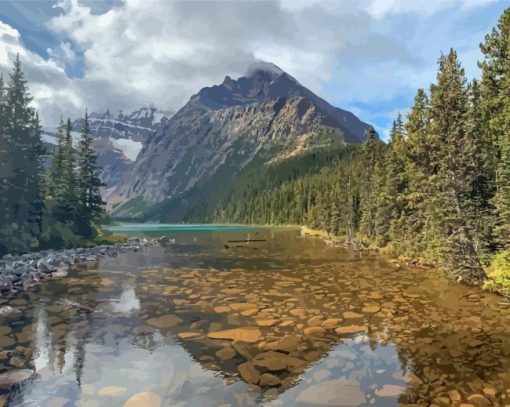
left=0, top=225, right=509, bottom=406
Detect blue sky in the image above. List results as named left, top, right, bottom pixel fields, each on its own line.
left=0, top=0, right=508, bottom=139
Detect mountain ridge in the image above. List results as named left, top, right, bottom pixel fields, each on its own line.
left=112, top=62, right=375, bottom=216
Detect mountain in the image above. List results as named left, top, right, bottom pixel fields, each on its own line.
left=111, top=62, right=376, bottom=220
left=42, top=106, right=174, bottom=189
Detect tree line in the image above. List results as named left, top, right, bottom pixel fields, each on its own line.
left=0, top=55, right=104, bottom=256
left=215, top=8, right=510, bottom=292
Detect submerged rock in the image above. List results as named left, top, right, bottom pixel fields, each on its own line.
left=335, top=325, right=368, bottom=335
left=238, top=361, right=260, bottom=384
left=207, top=327, right=262, bottom=343
left=123, top=391, right=161, bottom=407
left=295, top=379, right=366, bottom=406
left=146, top=315, right=184, bottom=329
left=0, top=368, right=35, bottom=390
left=252, top=351, right=306, bottom=371
left=375, top=384, right=405, bottom=397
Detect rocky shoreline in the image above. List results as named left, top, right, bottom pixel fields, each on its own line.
left=0, top=237, right=161, bottom=297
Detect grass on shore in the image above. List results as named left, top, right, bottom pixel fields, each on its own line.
left=484, top=250, right=510, bottom=297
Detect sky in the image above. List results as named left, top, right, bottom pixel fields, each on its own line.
left=0, top=0, right=509, bottom=139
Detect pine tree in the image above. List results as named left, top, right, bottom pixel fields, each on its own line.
left=466, top=79, right=497, bottom=260
left=77, top=111, right=104, bottom=237
left=0, top=54, right=45, bottom=254
left=44, top=119, right=66, bottom=202
left=428, top=49, right=485, bottom=283
left=55, top=119, right=78, bottom=224
left=403, top=88, right=431, bottom=257
left=479, top=8, right=510, bottom=247
left=0, top=74, right=8, bottom=254
left=359, top=126, right=385, bottom=242
left=375, top=115, right=406, bottom=248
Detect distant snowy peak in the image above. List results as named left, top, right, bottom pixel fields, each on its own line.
left=82, top=106, right=175, bottom=136
left=126, top=106, right=175, bottom=126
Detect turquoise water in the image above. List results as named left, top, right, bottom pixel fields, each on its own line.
left=102, top=223, right=272, bottom=234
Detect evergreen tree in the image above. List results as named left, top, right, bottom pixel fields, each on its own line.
left=0, top=74, right=8, bottom=254
left=77, top=111, right=104, bottom=237
left=0, top=54, right=45, bottom=254
left=55, top=119, right=78, bottom=224
left=427, top=49, right=485, bottom=282
left=44, top=119, right=66, bottom=203
left=376, top=115, right=407, bottom=247
left=403, top=88, right=431, bottom=257
left=466, top=79, right=497, bottom=260
left=479, top=8, right=510, bottom=247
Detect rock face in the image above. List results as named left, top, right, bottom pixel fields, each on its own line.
left=112, top=62, right=375, bottom=220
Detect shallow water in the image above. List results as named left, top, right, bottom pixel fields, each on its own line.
left=1, top=226, right=510, bottom=407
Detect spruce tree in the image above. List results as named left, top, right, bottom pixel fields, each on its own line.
left=428, top=49, right=485, bottom=282
left=54, top=119, right=78, bottom=225
left=375, top=115, right=406, bottom=248
left=403, top=88, right=431, bottom=257
left=77, top=111, right=104, bottom=237
left=466, top=79, right=497, bottom=260
left=479, top=8, right=510, bottom=247
left=0, top=55, right=45, bottom=254
left=0, top=74, right=8, bottom=254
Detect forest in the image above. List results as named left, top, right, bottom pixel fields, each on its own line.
left=0, top=56, right=104, bottom=256
left=215, top=8, right=510, bottom=295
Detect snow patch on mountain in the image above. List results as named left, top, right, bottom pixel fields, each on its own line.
left=42, top=132, right=58, bottom=145
left=109, top=137, right=143, bottom=161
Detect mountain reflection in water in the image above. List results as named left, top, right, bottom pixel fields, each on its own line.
left=0, top=227, right=509, bottom=406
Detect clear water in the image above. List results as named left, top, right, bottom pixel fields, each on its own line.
left=1, top=226, right=509, bottom=407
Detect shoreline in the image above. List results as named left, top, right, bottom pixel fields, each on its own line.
left=300, top=226, right=510, bottom=299
left=0, top=237, right=160, bottom=298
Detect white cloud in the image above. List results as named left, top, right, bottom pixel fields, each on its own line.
left=47, top=41, right=75, bottom=67
left=367, top=0, right=456, bottom=18
left=0, top=20, right=85, bottom=125
left=0, top=0, right=419, bottom=128
left=0, top=0, right=503, bottom=131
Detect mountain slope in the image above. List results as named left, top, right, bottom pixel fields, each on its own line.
left=112, top=62, right=375, bottom=220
